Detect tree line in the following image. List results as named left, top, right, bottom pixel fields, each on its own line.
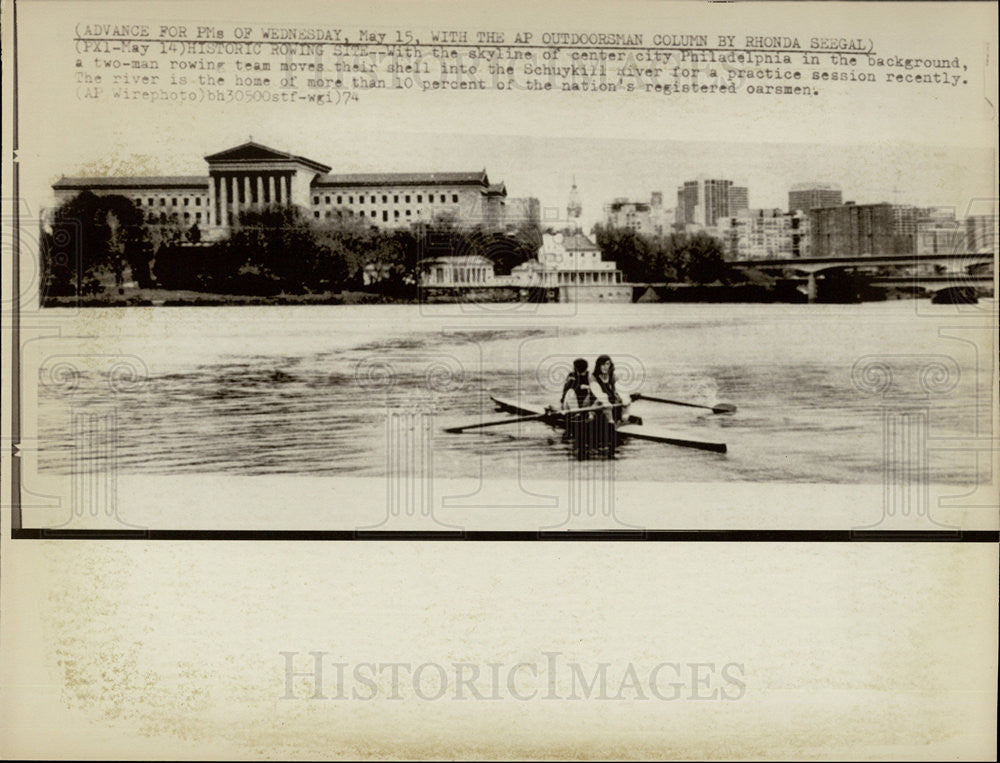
left=41, top=191, right=175, bottom=298
left=591, top=224, right=732, bottom=284
left=39, top=192, right=734, bottom=305
left=39, top=192, right=542, bottom=302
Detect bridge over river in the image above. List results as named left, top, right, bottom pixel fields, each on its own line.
left=727, top=252, right=994, bottom=302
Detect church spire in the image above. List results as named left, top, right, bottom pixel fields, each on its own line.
left=567, top=175, right=582, bottom=229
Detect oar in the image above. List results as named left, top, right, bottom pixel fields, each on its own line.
left=445, top=412, right=556, bottom=433
left=633, top=392, right=736, bottom=414
left=445, top=402, right=623, bottom=434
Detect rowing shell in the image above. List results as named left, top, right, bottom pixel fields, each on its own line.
left=490, top=396, right=727, bottom=454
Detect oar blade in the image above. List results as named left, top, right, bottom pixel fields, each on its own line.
left=635, top=392, right=736, bottom=415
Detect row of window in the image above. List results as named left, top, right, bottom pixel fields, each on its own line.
left=123, top=192, right=468, bottom=211
left=133, top=196, right=204, bottom=208
left=313, top=207, right=458, bottom=222
left=551, top=272, right=622, bottom=283
left=313, top=192, right=460, bottom=206
left=432, top=268, right=489, bottom=284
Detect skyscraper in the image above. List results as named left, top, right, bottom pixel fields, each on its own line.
left=728, top=186, right=749, bottom=215
left=788, top=183, right=843, bottom=213
left=675, top=177, right=748, bottom=228
left=964, top=215, right=997, bottom=253
left=810, top=202, right=916, bottom=257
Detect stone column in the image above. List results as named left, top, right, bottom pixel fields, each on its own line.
left=256, top=176, right=264, bottom=208
left=230, top=175, right=238, bottom=225
left=243, top=175, right=252, bottom=212
left=268, top=175, right=276, bottom=206
left=282, top=174, right=290, bottom=206
left=208, top=175, right=217, bottom=227
left=219, top=174, right=228, bottom=228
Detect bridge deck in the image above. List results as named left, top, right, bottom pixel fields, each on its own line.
left=734, top=252, right=993, bottom=269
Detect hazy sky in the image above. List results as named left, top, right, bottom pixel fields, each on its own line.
left=32, top=130, right=996, bottom=232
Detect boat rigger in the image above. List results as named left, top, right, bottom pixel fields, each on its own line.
left=444, top=395, right=728, bottom=454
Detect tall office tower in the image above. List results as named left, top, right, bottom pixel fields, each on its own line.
left=728, top=186, right=749, bottom=215
left=676, top=177, right=745, bottom=227
left=788, top=182, right=843, bottom=213
left=810, top=202, right=918, bottom=257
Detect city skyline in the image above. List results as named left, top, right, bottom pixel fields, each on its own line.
left=31, top=131, right=995, bottom=235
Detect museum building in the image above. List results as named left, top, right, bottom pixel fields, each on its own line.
left=52, top=141, right=519, bottom=236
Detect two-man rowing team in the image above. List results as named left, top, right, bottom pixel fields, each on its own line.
left=554, top=355, right=641, bottom=431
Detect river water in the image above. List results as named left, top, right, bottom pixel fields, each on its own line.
left=34, top=300, right=994, bottom=485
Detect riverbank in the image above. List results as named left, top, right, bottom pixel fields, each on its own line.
left=40, top=281, right=984, bottom=307
left=41, top=288, right=415, bottom=308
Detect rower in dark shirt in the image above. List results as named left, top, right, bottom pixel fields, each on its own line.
left=560, top=358, right=594, bottom=410
left=557, top=358, right=594, bottom=445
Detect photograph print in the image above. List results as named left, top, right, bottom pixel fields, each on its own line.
left=7, top=0, right=997, bottom=536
